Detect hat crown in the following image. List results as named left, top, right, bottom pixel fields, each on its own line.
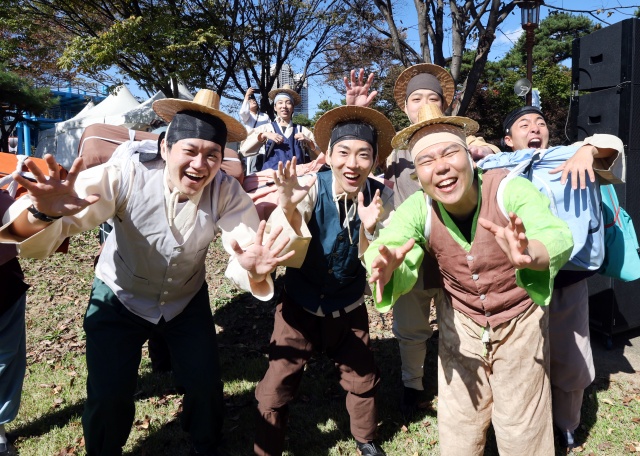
left=417, top=103, right=446, bottom=123
left=191, top=89, right=220, bottom=111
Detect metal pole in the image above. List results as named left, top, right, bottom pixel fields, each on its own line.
left=525, top=25, right=535, bottom=106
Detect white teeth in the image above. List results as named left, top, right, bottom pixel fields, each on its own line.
left=344, top=173, right=359, bottom=179
left=185, top=172, right=203, bottom=178
left=438, top=178, right=455, bottom=187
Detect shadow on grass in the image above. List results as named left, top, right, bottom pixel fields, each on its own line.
left=571, top=326, right=640, bottom=453
left=10, top=399, right=85, bottom=441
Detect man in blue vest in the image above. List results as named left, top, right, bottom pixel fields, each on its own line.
left=240, top=84, right=320, bottom=172
left=253, top=105, right=396, bottom=456
left=0, top=89, right=295, bottom=456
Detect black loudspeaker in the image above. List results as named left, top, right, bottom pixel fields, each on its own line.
left=572, top=18, right=640, bottom=91
left=571, top=19, right=640, bottom=340
left=570, top=83, right=640, bottom=149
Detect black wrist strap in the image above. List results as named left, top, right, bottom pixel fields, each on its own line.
left=27, top=205, right=62, bottom=223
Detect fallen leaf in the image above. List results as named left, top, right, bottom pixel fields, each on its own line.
left=601, top=398, right=614, bottom=405
left=401, top=424, right=408, bottom=433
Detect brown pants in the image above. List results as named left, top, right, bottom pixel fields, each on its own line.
left=254, top=293, right=380, bottom=456
left=437, top=299, right=554, bottom=456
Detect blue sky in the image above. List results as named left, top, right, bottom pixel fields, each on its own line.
left=303, top=0, right=639, bottom=116
left=123, top=1, right=639, bottom=117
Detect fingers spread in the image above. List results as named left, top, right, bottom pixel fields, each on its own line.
left=478, top=217, right=499, bottom=235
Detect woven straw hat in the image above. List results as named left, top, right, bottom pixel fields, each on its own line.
left=391, top=103, right=478, bottom=150
left=153, top=89, right=247, bottom=143
left=314, top=105, right=395, bottom=165
left=268, top=84, right=302, bottom=106
left=394, top=63, right=455, bottom=110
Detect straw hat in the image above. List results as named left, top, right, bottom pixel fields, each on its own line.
left=314, top=105, right=396, bottom=165
left=153, top=89, right=247, bottom=143
left=268, top=84, right=302, bottom=106
left=393, top=63, right=455, bottom=110
left=391, top=103, right=478, bottom=150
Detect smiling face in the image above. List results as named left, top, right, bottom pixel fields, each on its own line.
left=161, top=138, right=223, bottom=200
left=404, top=89, right=444, bottom=124
left=327, top=139, right=376, bottom=198
left=274, top=97, right=294, bottom=122
left=414, top=141, right=478, bottom=219
left=504, top=113, right=549, bottom=150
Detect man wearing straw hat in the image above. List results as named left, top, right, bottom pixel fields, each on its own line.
left=253, top=105, right=395, bottom=456
left=347, top=65, right=499, bottom=417
left=364, top=103, right=573, bottom=455
left=239, top=84, right=320, bottom=172
left=0, top=89, right=294, bottom=456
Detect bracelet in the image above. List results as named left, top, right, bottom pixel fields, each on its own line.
left=27, top=205, right=62, bottom=223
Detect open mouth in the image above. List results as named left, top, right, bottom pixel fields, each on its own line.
left=343, top=172, right=360, bottom=184
left=528, top=138, right=542, bottom=149
left=436, top=177, right=457, bottom=191
left=184, top=171, right=205, bottom=182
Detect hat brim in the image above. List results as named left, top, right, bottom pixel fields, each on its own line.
left=391, top=115, right=479, bottom=150
left=152, top=99, right=247, bottom=143
left=314, top=106, right=396, bottom=165
left=268, top=88, right=302, bottom=106
left=394, top=64, right=455, bottom=111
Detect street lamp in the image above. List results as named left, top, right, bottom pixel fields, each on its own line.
left=515, top=0, right=544, bottom=105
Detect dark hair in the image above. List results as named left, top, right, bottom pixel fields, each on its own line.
left=503, top=106, right=547, bottom=135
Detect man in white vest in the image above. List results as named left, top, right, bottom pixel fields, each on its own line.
left=0, top=89, right=294, bottom=456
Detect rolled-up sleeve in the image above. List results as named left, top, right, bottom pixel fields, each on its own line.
left=0, top=160, right=129, bottom=259
left=503, top=176, right=573, bottom=305
left=217, top=176, right=274, bottom=301
left=576, top=133, right=626, bottom=184
left=364, top=191, right=428, bottom=313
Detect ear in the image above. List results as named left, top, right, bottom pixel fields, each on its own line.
left=325, top=147, right=332, bottom=166
left=503, top=135, right=514, bottom=150
left=160, top=138, right=169, bottom=161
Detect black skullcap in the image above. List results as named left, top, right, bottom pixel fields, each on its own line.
left=503, top=106, right=547, bottom=135
left=330, top=121, right=378, bottom=157
left=166, top=110, right=227, bottom=147
left=406, top=73, right=444, bottom=100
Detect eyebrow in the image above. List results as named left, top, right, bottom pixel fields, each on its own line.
left=418, top=143, right=461, bottom=159
left=335, top=145, right=373, bottom=153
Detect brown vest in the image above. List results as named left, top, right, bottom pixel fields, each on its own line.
left=429, top=169, right=533, bottom=327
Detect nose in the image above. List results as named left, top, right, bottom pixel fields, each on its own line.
left=346, top=153, right=358, bottom=168
left=191, top=153, right=207, bottom=170
left=433, top=157, right=450, bottom=174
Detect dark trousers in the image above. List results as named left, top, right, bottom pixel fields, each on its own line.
left=82, top=278, right=224, bottom=456
left=254, top=293, right=380, bottom=456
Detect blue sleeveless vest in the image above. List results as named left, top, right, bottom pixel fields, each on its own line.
left=285, top=170, right=385, bottom=313
left=261, top=121, right=308, bottom=171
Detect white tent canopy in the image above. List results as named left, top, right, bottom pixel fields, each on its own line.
left=36, top=85, right=193, bottom=170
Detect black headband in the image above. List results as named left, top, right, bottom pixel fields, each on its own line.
left=406, top=73, right=443, bottom=100
left=503, top=106, right=546, bottom=134
left=330, top=121, right=378, bottom=153
left=166, top=110, right=227, bottom=146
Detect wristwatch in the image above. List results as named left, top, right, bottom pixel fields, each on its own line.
left=27, top=205, right=62, bottom=223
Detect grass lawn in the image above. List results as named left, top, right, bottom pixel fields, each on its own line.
left=6, top=230, right=640, bottom=455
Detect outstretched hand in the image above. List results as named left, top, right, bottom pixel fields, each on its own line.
left=548, top=144, right=596, bottom=190
left=13, top=154, right=100, bottom=218
left=368, top=238, right=415, bottom=303
left=230, top=220, right=295, bottom=283
left=357, top=189, right=383, bottom=234
left=272, top=156, right=317, bottom=217
left=478, top=212, right=533, bottom=269
left=344, top=68, right=377, bottom=107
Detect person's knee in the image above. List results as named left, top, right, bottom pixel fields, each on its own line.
left=341, top=369, right=380, bottom=398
